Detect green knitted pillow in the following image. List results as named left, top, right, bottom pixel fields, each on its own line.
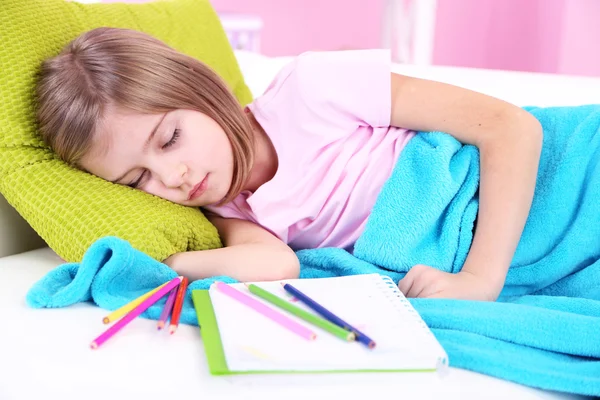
left=0, top=0, right=252, bottom=262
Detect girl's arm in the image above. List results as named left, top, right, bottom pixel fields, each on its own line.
left=164, top=216, right=300, bottom=282
left=391, top=73, right=543, bottom=300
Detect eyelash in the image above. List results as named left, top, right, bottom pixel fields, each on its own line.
left=128, top=172, right=146, bottom=189
left=129, top=129, right=181, bottom=188
left=162, top=128, right=180, bottom=149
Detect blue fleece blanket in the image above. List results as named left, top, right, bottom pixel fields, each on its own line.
left=26, top=105, right=600, bottom=396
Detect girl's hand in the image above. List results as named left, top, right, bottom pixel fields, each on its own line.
left=398, top=264, right=501, bottom=301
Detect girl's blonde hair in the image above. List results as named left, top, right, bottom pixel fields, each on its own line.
left=36, top=27, right=254, bottom=204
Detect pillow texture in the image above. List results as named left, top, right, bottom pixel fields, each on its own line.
left=0, top=0, right=252, bottom=261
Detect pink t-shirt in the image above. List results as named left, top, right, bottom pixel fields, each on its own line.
left=206, top=49, right=415, bottom=251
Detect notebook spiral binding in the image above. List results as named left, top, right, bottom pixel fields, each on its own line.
left=374, top=274, right=449, bottom=374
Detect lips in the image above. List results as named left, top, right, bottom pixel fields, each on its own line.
left=188, top=175, right=208, bottom=201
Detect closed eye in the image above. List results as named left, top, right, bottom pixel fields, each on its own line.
left=128, top=170, right=148, bottom=188
left=162, top=129, right=180, bottom=149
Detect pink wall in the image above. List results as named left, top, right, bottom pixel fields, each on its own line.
left=433, top=0, right=565, bottom=73
left=210, top=0, right=384, bottom=57
left=104, top=0, right=600, bottom=77
left=100, top=0, right=384, bottom=56
left=558, top=0, right=600, bottom=76
left=433, top=0, right=600, bottom=77
left=216, top=0, right=600, bottom=76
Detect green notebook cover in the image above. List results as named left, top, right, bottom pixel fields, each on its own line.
left=192, top=290, right=230, bottom=375
left=191, top=289, right=437, bottom=376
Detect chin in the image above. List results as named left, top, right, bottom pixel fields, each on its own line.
left=207, top=194, right=230, bottom=207
left=193, top=194, right=220, bottom=208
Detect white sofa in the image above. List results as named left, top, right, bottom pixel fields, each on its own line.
left=1, top=51, right=598, bottom=400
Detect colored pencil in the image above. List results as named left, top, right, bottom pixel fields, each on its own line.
left=281, top=283, right=376, bottom=349
left=214, top=281, right=316, bottom=340
left=168, top=276, right=189, bottom=335
left=246, top=283, right=355, bottom=342
left=157, top=286, right=178, bottom=330
left=90, top=276, right=183, bottom=349
left=102, top=281, right=170, bottom=324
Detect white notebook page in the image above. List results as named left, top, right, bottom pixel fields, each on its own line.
left=209, top=274, right=448, bottom=372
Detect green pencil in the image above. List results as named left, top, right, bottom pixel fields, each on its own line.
left=246, top=283, right=355, bottom=342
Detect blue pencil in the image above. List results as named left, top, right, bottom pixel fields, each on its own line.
left=281, top=283, right=376, bottom=349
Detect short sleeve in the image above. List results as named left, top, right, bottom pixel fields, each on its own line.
left=294, top=49, right=392, bottom=129
left=203, top=191, right=258, bottom=223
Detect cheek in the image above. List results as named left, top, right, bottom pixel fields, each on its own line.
left=78, top=155, right=115, bottom=182
left=217, top=133, right=235, bottom=164
left=141, top=180, right=179, bottom=202
left=139, top=179, right=162, bottom=197
left=197, top=133, right=232, bottom=163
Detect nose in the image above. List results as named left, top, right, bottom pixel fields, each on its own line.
left=159, top=163, right=187, bottom=188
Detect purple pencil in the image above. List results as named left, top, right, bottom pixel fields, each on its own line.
left=157, top=286, right=179, bottom=330
left=90, top=276, right=183, bottom=349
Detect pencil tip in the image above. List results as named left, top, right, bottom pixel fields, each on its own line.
left=102, top=317, right=109, bottom=324
left=169, top=325, right=177, bottom=335
left=90, top=342, right=98, bottom=350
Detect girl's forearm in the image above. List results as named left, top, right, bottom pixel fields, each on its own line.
left=461, top=115, right=543, bottom=298
left=165, top=244, right=300, bottom=282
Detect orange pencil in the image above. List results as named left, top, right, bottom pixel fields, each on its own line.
left=168, top=276, right=189, bottom=335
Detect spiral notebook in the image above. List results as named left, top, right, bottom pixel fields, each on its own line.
left=192, top=274, right=448, bottom=375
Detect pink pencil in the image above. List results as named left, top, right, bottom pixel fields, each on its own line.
left=90, top=276, right=183, bottom=349
left=213, top=281, right=316, bottom=341
left=157, top=286, right=178, bottom=330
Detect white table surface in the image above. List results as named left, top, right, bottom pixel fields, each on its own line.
left=0, top=248, right=589, bottom=400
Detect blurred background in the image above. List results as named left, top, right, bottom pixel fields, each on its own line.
left=100, top=0, right=600, bottom=77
